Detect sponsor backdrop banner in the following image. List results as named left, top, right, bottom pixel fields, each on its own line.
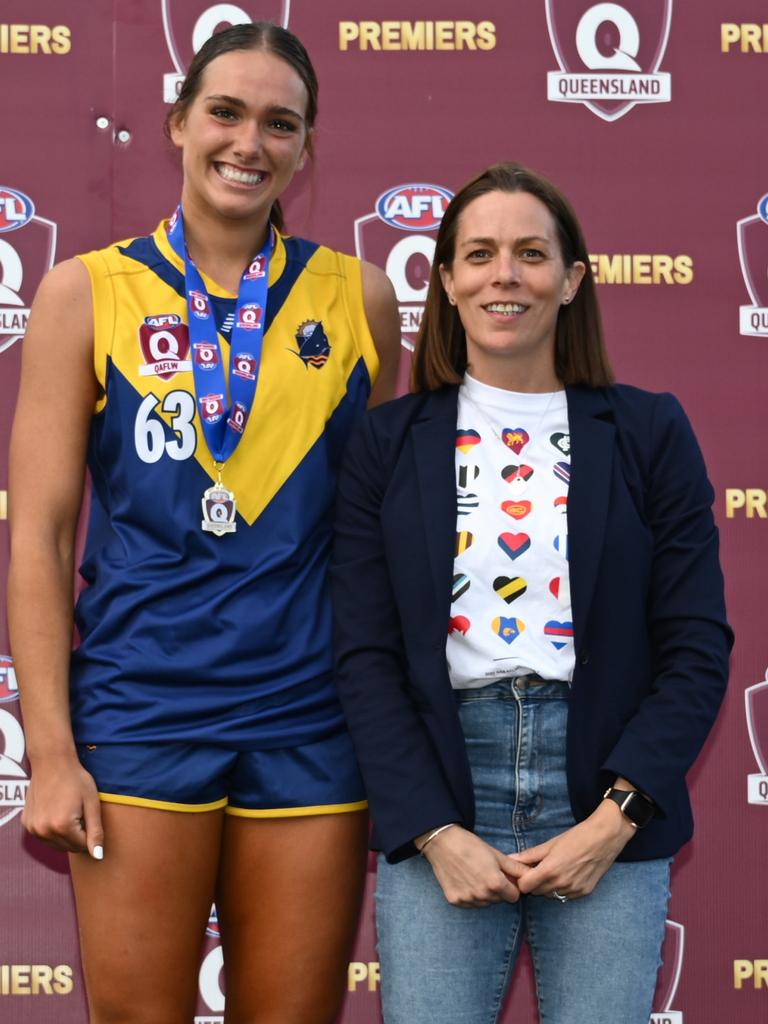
left=1, top=1, right=766, bottom=1020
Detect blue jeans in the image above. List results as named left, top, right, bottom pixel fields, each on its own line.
left=376, top=679, right=671, bottom=1024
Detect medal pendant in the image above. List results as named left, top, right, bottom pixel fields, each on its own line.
left=201, top=484, right=237, bottom=536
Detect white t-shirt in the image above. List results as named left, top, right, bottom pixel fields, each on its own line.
left=447, top=373, right=575, bottom=688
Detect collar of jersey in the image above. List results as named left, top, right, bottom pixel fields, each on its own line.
left=153, top=218, right=287, bottom=299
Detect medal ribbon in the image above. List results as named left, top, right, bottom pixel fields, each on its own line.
left=166, top=204, right=272, bottom=464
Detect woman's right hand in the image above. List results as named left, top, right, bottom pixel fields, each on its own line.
left=418, top=825, right=525, bottom=907
left=22, top=755, right=104, bottom=858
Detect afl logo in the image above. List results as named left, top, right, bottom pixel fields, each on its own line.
left=0, top=188, right=35, bottom=233
left=0, top=655, right=18, bottom=703
left=227, top=401, right=249, bottom=434
left=375, top=184, right=452, bottom=232
left=237, top=303, right=262, bottom=331
left=355, top=181, right=454, bottom=359
left=232, top=353, right=257, bottom=380
left=200, top=393, right=225, bottom=423
left=194, top=342, right=219, bottom=370
left=737, top=194, right=768, bottom=337
left=190, top=289, right=211, bottom=320
left=0, top=187, right=57, bottom=355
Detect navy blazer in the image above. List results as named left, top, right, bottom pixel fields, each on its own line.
left=331, top=384, right=732, bottom=863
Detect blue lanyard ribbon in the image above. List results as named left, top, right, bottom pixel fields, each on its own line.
left=166, top=205, right=272, bottom=464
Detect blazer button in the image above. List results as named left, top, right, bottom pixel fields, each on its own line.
left=579, top=650, right=590, bottom=665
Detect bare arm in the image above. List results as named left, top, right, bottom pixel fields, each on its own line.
left=360, top=261, right=400, bottom=407
left=7, top=257, right=104, bottom=857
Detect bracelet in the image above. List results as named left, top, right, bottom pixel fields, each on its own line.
left=417, top=823, right=457, bottom=855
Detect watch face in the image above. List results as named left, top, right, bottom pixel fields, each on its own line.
left=623, top=791, right=655, bottom=828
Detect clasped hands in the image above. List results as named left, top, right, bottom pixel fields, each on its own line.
left=418, top=800, right=637, bottom=908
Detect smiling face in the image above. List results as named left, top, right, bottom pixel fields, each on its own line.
left=439, top=190, right=585, bottom=391
left=170, top=47, right=309, bottom=229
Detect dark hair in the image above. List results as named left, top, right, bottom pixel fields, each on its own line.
left=411, top=162, right=613, bottom=392
left=165, top=22, right=318, bottom=233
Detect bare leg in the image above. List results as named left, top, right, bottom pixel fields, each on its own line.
left=69, top=803, right=224, bottom=1024
left=217, top=810, right=368, bottom=1024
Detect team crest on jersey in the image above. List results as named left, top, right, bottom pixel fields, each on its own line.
left=232, top=353, right=257, bottom=380
left=745, top=670, right=768, bottom=804
left=650, top=920, right=684, bottom=1023
left=737, top=194, right=768, bottom=337
left=293, top=320, right=330, bottom=368
left=0, top=659, right=29, bottom=829
left=0, top=186, right=57, bottom=354
left=162, top=1, right=290, bottom=103
left=355, top=183, right=453, bottom=352
left=139, top=315, right=192, bottom=379
left=194, top=342, right=219, bottom=370
left=200, top=393, right=225, bottom=423
left=227, top=401, right=249, bottom=434
left=546, top=1, right=673, bottom=122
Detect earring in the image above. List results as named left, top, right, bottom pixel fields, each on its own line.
left=448, top=296, right=456, bottom=306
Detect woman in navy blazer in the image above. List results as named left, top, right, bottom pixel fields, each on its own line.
left=331, top=163, right=731, bottom=1024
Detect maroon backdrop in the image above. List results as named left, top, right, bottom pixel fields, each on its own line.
left=1, top=2, right=767, bottom=1021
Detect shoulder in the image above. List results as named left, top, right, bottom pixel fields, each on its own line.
left=360, top=260, right=396, bottom=307
left=600, top=383, right=692, bottom=440
left=346, top=388, right=455, bottom=463
left=34, top=258, right=92, bottom=312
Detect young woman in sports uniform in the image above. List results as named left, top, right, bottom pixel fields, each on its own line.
left=8, top=23, right=399, bottom=1023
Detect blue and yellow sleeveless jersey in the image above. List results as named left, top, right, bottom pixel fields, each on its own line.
left=70, top=220, right=379, bottom=749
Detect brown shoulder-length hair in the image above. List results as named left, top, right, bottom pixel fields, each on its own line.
left=164, top=22, right=318, bottom=234
left=411, top=162, right=614, bottom=392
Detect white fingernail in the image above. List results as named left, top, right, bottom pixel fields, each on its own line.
left=92, top=845, right=104, bottom=861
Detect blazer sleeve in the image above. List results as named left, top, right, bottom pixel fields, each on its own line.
left=330, top=412, right=463, bottom=862
left=601, top=392, right=733, bottom=814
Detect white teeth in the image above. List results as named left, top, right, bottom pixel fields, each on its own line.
left=216, top=164, right=264, bottom=185
left=485, top=303, right=526, bottom=314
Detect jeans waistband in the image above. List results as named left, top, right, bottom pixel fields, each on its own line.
left=454, top=676, right=571, bottom=702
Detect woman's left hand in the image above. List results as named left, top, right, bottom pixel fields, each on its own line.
left=508, top=799, right=637, bottom=900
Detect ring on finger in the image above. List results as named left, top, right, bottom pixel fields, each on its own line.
left=552, top=890, right=568, bottom=903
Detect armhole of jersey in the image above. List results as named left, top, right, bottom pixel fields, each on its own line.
left=76, top=249, right=115, bottom=415
left=338, top=253, right=380, bottom=390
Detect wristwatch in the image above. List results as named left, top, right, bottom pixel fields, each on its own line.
left=602, top=786, right=655, bottom=829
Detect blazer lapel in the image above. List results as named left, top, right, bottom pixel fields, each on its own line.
left=411, top=387, right=460, bottom=638
left=566, top=386, right=616, bottom=651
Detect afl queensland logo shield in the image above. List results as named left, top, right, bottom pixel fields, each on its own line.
left=546, top=1, right=673, bottom=122
left=650, top=920, right=684, bottom=1023
left=0, top=659, right=29, bottom=829
left=737, top=195, right=768, bottom=337
left=162, top=1, right=291, bottom=102
left=354, top=183, right=453, bottom=354
left=745, top=671, right=768, bottom=804
left=0, top=187, right=57, bottom=354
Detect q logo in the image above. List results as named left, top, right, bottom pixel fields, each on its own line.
left=195, top=907, right=225, bottom=1022
left=546, top=1, right=673, bottom=122
left=0, top=188, right=57, bottom=354
left=162, top=2, right=291, bottom=103
left=354, top=183, right=453, bottom=391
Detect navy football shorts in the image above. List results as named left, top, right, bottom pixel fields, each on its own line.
left=77, top=726, right=367, bottom=816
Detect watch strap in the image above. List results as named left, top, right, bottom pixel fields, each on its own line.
left=602, top=787, right=655, bottom=829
